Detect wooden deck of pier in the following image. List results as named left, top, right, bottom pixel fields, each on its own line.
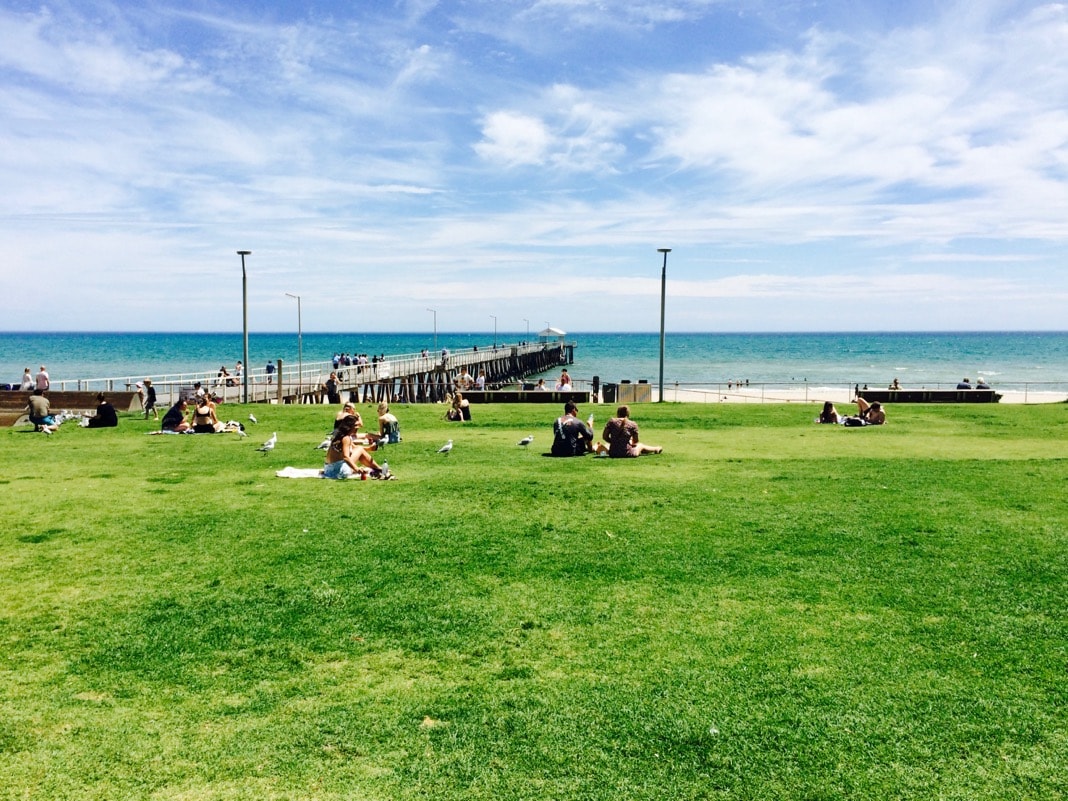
left=281, top=342, right=573, bottom=405
left=27, top=340, right=576, bottom=411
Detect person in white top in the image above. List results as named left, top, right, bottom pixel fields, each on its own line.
left=20, top=368, right=34, bottom=391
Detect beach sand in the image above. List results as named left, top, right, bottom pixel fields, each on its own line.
left=646, top=386, right=1066, bottom=405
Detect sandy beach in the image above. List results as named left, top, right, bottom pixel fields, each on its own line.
left=650, top=386, right=1066, bottom=405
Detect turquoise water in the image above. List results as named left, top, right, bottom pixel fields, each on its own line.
left=2, top=331, right=1067, bottom=391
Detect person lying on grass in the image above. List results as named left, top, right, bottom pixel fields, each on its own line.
left=844, top=397, right=886, bottom=427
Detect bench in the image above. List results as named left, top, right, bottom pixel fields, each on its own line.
left=459, top=390, right=592, bottom=404
left=856, top=389, right=1002, bottom=404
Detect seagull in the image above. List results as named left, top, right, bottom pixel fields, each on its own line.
left=249, top=413, right=258, bottom=424
left=436, top=439, right=453, bottom=454
left=236, top=429, right=248, bottom=438
left=257, top=432, right=277, bottom=453
left=517, top=435, right=534, bottom=446
left=315, top=436, right=331, bottom=450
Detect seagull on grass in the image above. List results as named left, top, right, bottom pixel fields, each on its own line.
left=436, top=439, right=453, bottom=454
left=315, top=436, right=331, bottom=450
left=517, top=435, right=534, bottom=446
left=257, top=432, right=277, bottom=453
left=249, top=413, right=258, bottom=424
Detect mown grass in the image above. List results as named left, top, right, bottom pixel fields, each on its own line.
left=1, top=401, right=1066, bottom=800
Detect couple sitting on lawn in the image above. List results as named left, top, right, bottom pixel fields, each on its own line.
left=551, top=402, right=662, bottom=458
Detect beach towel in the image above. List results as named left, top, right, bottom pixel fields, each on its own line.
left=275, top=467, right=325, bottom=478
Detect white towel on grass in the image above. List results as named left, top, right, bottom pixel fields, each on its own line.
left=275, top=467, right=324, bottom=479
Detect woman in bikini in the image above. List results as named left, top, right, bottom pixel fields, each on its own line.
left=322, top=414, right=384, bottom=479
left=191, top=394, right=220, bottom=433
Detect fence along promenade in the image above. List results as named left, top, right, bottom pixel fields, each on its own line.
left=46, top=341, right=574, bottom=408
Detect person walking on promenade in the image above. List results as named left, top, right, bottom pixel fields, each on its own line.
left=142, top=379, right=158, bottom=420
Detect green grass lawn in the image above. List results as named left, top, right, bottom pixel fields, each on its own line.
left=1, top=401, right=1066, bottom=800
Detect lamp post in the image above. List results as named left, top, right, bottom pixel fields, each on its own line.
left=427, top=308, right=437, bottom=352
left=657, top=248, right=671, bottom=403
left=285, top=292, right=302, bottom=396
left=490, top=314, right=497, bottom=348
left=237, top=250, right=251, bottom=404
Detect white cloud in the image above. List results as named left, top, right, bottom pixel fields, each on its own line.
left=474, top=111, right=553, bottom=165
left=2, top=0, right=1068, bottom=334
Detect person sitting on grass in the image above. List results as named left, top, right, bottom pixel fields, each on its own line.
left=446, top=392, right=470, bottom=422
left=600, top=404, right=662, bottom=458
left=191, top=394, right=221, bottom=433
left=373, top=401, right=401, bottom=446
left=817, top=401, right=841, bottom=424
left=551, top=401, right=594, bottom=457
left=84, top=393, right=118, bottom=428
left=161, top=400, right=191, bottom=432
left=335, top=401, right=358, bottom=426
left=26, top=388, right=58, bottom=433
left=322, top=414, right=385, bottom=479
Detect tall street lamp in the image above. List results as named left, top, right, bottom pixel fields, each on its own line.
left=657, top=248, right=671, bottom=403
left=237, top=250, right=252, bottom=404
left=285, top=292, right=302, bottom=396
left=427, top=308, right=437, bottom=352
left=490, top=314, right=497, bottom=348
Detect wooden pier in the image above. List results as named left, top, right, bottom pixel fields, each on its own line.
left=33, top=340, right=576, bottom=409
left=315, top=341, right=573, bottom=405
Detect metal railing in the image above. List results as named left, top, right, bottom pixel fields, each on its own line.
left=44, top=341, right=562, bottom=407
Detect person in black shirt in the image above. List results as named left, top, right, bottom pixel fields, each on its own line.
left=551, top=401, right=594, bottom=457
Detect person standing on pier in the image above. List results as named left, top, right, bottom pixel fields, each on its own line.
left=323, top=372, right=341, bottom=405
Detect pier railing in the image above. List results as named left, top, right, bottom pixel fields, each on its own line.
left=40, top=363, right=1068, bottom=407
left=47, top=341, right=573, bottom=407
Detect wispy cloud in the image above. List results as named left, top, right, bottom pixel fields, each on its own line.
left=1, top=1, right=1066, bottom=331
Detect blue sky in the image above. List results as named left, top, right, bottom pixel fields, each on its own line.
left=3, top=0, right=1066, bottom=333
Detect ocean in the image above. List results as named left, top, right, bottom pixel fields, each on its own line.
left=2, top=331, right=1067, bottom=394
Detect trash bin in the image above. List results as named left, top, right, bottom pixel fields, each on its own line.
left=602, top=382, right=617, bottom=404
